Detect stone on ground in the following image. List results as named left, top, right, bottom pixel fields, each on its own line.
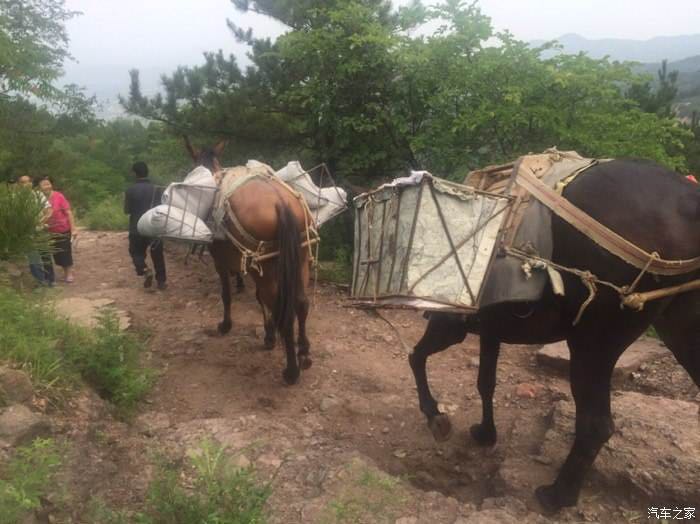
left=54, top=297, right=130, bottom=330
left=0, top=404, right=51, bottom=447
left=536, top=337, right=667, bottom=380
left=0, top=366, right=35, bottom=404
left=539, top=391, right=699, bottom=505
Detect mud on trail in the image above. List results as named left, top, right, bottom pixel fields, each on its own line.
left=53, top=230, right=698, bottom=523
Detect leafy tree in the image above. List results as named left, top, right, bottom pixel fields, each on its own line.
left=628, top=59, right=679, bottom=117
left=0, top=0, right=77, bottom=101
left=124, top=0, right=692, bottom=185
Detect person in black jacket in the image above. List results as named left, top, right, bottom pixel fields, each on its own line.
left=124, top=161, right=167, bottom=289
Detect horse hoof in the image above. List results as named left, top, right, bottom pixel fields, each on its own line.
left=282, top=368, right=300, bottom=385
left=428, top=413, right=453, bottom=442
left=263, top=338, right=276, bottom=350
left=535, top=484, right=574, bottom=514
left=299, top=355, right=313, bottom=370
left=469, top=423, right=497, bottom=446
left=218, top=321, right=232, bottom=335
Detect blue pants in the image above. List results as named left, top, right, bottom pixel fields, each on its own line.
left=28, top=252, right=54, bottom=285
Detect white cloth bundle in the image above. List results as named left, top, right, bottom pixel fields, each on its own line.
left=137, top=204, right=213, bottom=243
left=161, top=166, right=217, bottom=220
left=273, top=161, right=347, bottom=226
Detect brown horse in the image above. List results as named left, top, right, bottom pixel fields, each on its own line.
left=408, top=159, right=700, bottom=512
left=186, top=139, right=312, bottom=385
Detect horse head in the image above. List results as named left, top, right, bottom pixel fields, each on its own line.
left=183, top=136, right=227, bottom=174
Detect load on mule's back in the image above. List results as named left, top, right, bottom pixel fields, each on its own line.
left=351, top=150, right=700, bottom=513
left=185, top=137, right=317, bottom=385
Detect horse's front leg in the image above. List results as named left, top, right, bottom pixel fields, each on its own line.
left=256, top=289, right=276, bottom=350
left=409, top=313, right=469, bottom=442
left=217, top=269, right=232, bottom=335
left=470, top=332, right=500, bottom=446
left=296, top=294, right=312, bottom=370
left=234, top=272, right=245, bottom=293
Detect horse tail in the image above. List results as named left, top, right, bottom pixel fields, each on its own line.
left=273, top=202, right=301, bottom=337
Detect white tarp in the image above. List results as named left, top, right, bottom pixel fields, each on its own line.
left=161, top=166, right=217, bottom=220
left=137, top=204, right=213, bottom=243
left=274, top=161, right=347, bottom=227
left=351, top=173, right=510, bottom=311
left=148, top=161, right=347, bottom=244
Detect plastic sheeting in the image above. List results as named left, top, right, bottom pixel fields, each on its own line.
left=351, top=174, right=510, bottom=311
left=137, top=204, right=213, bottom=243
left=275, top=161, right=347, bottom=227
left=161, top=166, right=218, bottom=220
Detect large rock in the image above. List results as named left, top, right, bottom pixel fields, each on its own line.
left=0, top=367, right=34, bottom=404
left=0, top=404, right=51, bottom=447
left=536, top=337, right=667, bottom=381
left=539, top=391, right=699, bottom=505
left=54, top=297, right=130, bottom=330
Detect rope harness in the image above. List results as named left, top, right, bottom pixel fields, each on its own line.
left=214, top=164, right=319, bottom=277
left=505, top=166, right=700, bottom=323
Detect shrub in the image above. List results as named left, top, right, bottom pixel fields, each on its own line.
left=0, top=287, right=151, bottom=413
left=0, top=438, right=62, bottom=524
left=92, top=440, right=270, bottom=524
left=82, top=195, right=128, bottom=231
left=0, top=184, right=52, bottom=263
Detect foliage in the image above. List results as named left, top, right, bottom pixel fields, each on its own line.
left=0, top=0, right=76, bottom=101
left=0, top=287, right=151, bottom=412
left=628, top=59, right=679, bottom=117
left=0, top=438, right=62, bottom=524
left=92, top=440, right=270, bottom=524
left=81, top=195, right=128, bottom=231
left=125, top=0, right=694, bottom=184
left=67, top=309, right=152, bottom=413
left=0, top=183, right=51, bottom=262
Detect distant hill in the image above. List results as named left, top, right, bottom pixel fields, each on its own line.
left=531, top=33, right=700, bottom=63
left=530, top=34, right=700, bottom=122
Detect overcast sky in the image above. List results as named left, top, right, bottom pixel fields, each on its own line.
left=64, top=0, right=699, bottom=69
left=62, top=0, right=699, bottom=100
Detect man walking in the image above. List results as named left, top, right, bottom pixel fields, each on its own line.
left=124, top=161, right=167, bottom=290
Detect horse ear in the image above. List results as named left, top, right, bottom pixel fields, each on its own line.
left=183, top=135, right=199, bottom=161
left=213, top=139, right=227, bottom=158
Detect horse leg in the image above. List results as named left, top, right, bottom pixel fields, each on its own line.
left=297, top=295, right=312, bottom=370
left=235, top=272, right=245, bottom=293
left=469, top=332, right=500, bottom=446
left=297, top=261, right=311, bottom=370
left=216, top=268, right=232, bottom=335
left=256, top=288, right=276, bottom=350
left=535, top=322, right=646, bottom=512
left=653, top=290, right=700, bottom=386
left=409, top=313, right=469, bottom=442
left=209, top=243, right=233, bottom=335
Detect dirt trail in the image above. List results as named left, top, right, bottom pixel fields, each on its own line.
left=52, top=230, right=697, bottom=523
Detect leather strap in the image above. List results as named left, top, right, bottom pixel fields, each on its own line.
left=515, top=167, right=700, bottom=276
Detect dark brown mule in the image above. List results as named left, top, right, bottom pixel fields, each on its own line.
left=186, top=139, right=312, bottom=385
left=409, top=159, right=700, bottom=512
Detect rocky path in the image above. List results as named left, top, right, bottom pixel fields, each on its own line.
left=33, top=230, right=699, bottom=523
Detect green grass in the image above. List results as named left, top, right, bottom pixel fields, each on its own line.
left=0, top=438, right=62, bottom=524
left=92, top=440, right=270, bottom=524
left=320, top=459, right=406, bottom=524
left=82, top=195, right=129, bottom=231
left=0, top=287, right=152, bottom=414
